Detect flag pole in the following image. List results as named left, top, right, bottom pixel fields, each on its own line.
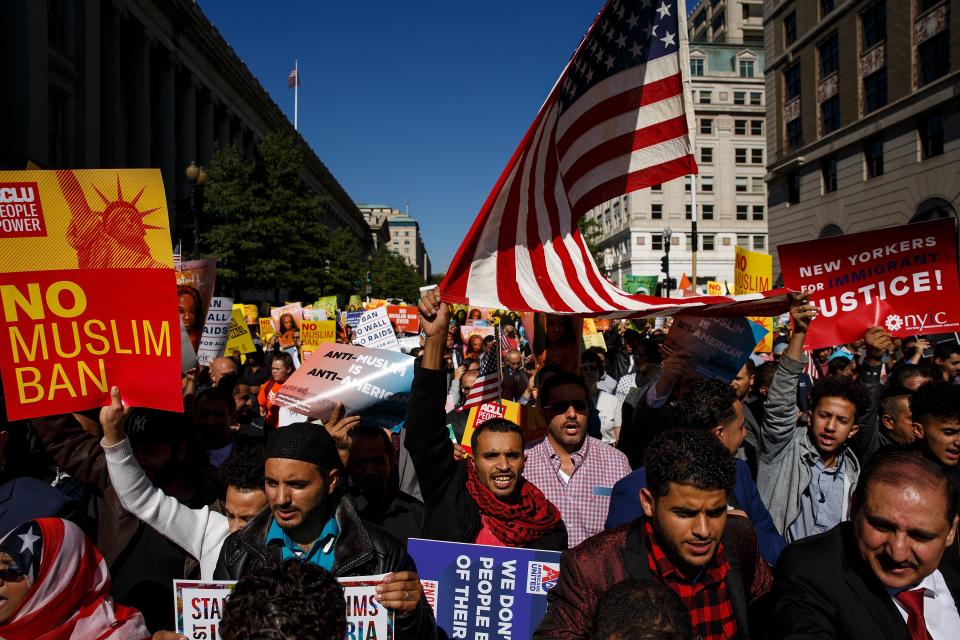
left=690, top=174, right=698, bottom=290
left=496, top=323, right=503, bottom=406
left=293, top=59, right=299, bottom=131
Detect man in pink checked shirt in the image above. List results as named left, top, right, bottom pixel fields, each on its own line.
left=523, top=370, right=632, bottom=547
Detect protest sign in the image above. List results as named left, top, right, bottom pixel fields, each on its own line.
left=197, top=297, right=233, bottom=366
left=408, top=539, right=562, bottom=640
left=353, top=307, right=400, bottom=351
left=302, top=307, right=327, bottom=321
left=340, top=574, right=394, bottom=640
left=241, top=304, right=258, bottom=325
left=623, top=274, right=659, bottom=295
left=734, top=246, right=774, bottom=352
left=174, top=576, right=393, bottom=640
left=225, top=305, right=256, bottom=357
left=177, top=258, right=217, bottom=353
left=274, top=344, right=413, bottom=428
left=0, top=169, right=182, bottom=420
left=459, top=400, right=523, bottom=454
left=706, top=280, right=727, bottom=296
left=386, top=304, right=420, bottom=334
left=258, top=317, right=275, bottom=342
left=180, top=320, right=199, bottom=372
left=397, top=336, right=422, bottom=354
left=581, top=318, right=606, bottom=351
left=779, top=219, right=960, bottom=348
left=315, top=295, right=339, bottom=320
left=533, top=314, right=582, bottom=373
left=347, top=295, right=363, bottom=311
left=663, top=314, right=767, bottom=382
left=300, top=319, right=337, bottom=358
left=460, top=325, right=495, bottom=358
left=271, top=302, right=303, bottom=349
left=174, top=580, right=235, bottom=639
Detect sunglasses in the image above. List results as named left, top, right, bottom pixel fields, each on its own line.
left=542, top=399, right=589, bottom=414
left=0, top=567, right=25, bottom=582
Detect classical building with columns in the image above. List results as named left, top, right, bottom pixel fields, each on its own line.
left=1, top=0, right=369, bottom=248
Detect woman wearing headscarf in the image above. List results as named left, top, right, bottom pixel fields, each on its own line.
left=0, top=518, right=150, bottom=639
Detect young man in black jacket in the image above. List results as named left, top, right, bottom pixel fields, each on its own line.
left=406, top=289, right=567, bottom=550
left=214, top=422, right=439, bottom=640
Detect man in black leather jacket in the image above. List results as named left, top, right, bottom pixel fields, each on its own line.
left=214, top=422, right=438, bottom=639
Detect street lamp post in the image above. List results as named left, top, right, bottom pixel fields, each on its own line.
left=662, top=227, right=673, bottom=296
left=185, top=161, right=208, bottom=259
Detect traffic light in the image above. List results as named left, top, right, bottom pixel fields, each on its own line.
left=660, top=255, right=669, bottom=274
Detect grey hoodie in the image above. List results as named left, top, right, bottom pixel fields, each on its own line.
left=757, top=353, right=860, bottom=540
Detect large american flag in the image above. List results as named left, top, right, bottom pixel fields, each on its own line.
left=441, top=0, right=788, bottom=318
left=461, top=348, right=501, bottom=410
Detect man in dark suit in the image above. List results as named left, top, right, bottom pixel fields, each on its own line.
left=773, top=451, right=960, bottom=639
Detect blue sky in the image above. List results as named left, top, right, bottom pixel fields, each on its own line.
left=200, top=1, right=696, bottom=273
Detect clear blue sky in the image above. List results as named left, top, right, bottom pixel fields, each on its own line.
left=200, top=1, right=697, bottom=274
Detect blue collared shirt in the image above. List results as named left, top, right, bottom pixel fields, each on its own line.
left=788, top=451, right=847, bottom=542
left=266, top=515, right=339, bottom=570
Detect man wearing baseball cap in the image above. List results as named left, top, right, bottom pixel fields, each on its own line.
left=214, top=422, right=438, bottom=639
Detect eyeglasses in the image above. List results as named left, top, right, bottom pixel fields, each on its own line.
left=542, top=399, right=589, bottom=414
left=0, top=567, right=25, bottom=582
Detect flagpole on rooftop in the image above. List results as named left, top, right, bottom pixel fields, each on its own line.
left=294, top=59, right=299, bottom=131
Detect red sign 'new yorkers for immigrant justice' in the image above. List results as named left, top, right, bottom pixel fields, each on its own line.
left=778, top=218, right=960, bottom=349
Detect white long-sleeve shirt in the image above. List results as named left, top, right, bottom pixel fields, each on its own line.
left=101, top=437, right=229, bottom=580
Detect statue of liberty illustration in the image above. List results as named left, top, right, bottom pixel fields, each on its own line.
left=55, top=170, right=166, bottom=269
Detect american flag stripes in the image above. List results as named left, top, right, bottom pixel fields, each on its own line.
left=441, top=0, right=788, bottom=318
left=287, top=66, right=300, bottom=88
left=461, top=348, right=501, bottom=410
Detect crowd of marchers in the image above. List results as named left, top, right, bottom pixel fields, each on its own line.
left=0, top=288, right=957, bottom=639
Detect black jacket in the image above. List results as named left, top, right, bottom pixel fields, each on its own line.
left=213, top=497, right=439, bottom=640
left=772, top=521, right=960, bottom=639
left=405, top=364, right=567, bottom=550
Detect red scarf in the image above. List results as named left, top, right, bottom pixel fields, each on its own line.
left=465, top=462, right=562, bottom=546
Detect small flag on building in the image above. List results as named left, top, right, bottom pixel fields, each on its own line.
left=287, top=65, right=299, bottom=88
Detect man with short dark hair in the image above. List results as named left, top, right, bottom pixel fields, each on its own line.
left=772, top=452, right=960, bottom=638
left=911, top=380, right=960, bottom=489
left=535, top=429, right=771, bottom=640
left=934, top=342, right=960, bottom=382
left=523, top=369, right=631, bottom=546
left=219, top=559, right=345, bottom=640
left=759, top=297, right=871, bottom=541
left=592, top=578, right=692, bottom=640
left=406, top=290, right=567, bottom=550
left=213, top=423, right=438, bottom=639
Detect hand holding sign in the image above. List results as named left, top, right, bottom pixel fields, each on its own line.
left=864, top=326, right=894, bottom=364
left=789, top=293, right=818, bottom=333
left=100, top=386, right=131, bottom=447
left=375, top=570, right=424, bottom=615
left=325, top=402, right=361, bottom=466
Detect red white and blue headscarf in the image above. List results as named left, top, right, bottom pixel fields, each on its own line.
left=0, top=518, right=149, bottom=640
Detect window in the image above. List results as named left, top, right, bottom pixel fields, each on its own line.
left=861, top=2, right=886, bottom=50
left=739, top=60, right=754, bottom=78
left=736, top=205, right=748, bottom=220
left=685, top=179, right=691, bottom=192
left=693, top=11, right=707, bottom=28
left=784, top=63, right=802, bottom=100
left=737, top=235, right=750, bottom=247
left=703, top=235, right=716, bottom=251
left=821, top=0, right=835, bottom=17
left=751, top=120, right=763, bottom=135
left=690, top=58, right=704, bottom=76
left=821, top=95, right=840, bottom=134
left=652, top=233, right=663, bottom=251
left=700, top=118, right=714, bottom=135
left=918, top=32, right=950, bottom=86
left=652, top=183, right=662, bottom=191
left=48, top=0, right=67, bottom=51
left=865, top=138, right=884, bottom=178
left=753, top=236, right=766, bottom=251
left=822, top=156, right=838, bottom=192
left=735, top=119, right=747, bottom=135
left=864, top=69, right=887, bottom=113
left=699, top=90, right=712, bottom=104
left=787, top=172, right=800, bottom=204
left=819, top=34, right=839, bottom=77
left=685, top=205, right=692, bottom=220
left=735, top=148, right=747, bottom=164
left=752, top=177, right=764, bottom=192
left=784, top=12, right=797, bottom=45
left=700, top=147, right=714, bottom=163
left=736, top=176, right=748, bottom=192
left=750, top=92, right=763, bottom=106
left=734, top=91, right=746, bottom=105
left=651, top=203, right=663, bottom=219
left=701, top=176, right=714, bottom=192
left=702, top=204, right=715, bottom=220
left=919, top=0, right=944, bottom=11
left=48, top=88, right=68, bottom=167
left=752, top=205, right=765, bottom=220
left=787, top=119, right=803, bottom=148
left=712, top=11, right=725, bottom=34
left=751, top=148, right=763, bottom=164
left=920, top=112, right=945, bottom=159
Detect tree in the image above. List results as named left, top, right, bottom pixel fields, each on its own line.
left=323, top=227, right=364, bottom=300
left=427, top=272, right=445, bottom=286
left=368, top=245, right=424, bottom=303
left=578, top=216, right=604, bottom=265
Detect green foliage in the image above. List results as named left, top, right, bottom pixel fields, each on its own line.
left=578, top=216, right=604, bottom=265
left=368, top=244, right=424, bottom=303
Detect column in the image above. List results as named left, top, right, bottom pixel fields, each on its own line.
left=154, top=52, right=177, bottom=225
left=126, top=28, right=151, bottom=167
left=197, top=88, right=214, bottom=167
left=175, top=70, right=196, bottom=202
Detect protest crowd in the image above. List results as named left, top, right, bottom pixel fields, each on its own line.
left=0, top=271, right=958, bottom=639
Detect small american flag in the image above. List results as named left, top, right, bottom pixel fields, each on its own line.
left=461, top=349, right=501, bottom=410
left=173, top=241, right=182, bottom=271
left=287, top=66, right=299, bottom=88
left=440, top=0, right=788, bottom=318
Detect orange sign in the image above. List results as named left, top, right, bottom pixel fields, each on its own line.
left=0, top=169, right=181, bottom=420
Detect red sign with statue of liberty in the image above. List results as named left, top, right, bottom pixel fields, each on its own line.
left=0, top=169, right=182, bottom=420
